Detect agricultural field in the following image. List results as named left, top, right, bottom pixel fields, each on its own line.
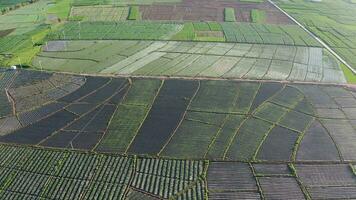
left=33, top=40, right=345, bottom=83
left=0, top=69, right=355, bottom=199
left=0, top=0, right=355, bottom=198
left=46, top=21, right=321, bottom=46
left=273, top=0, right=356, bottom=71
left=0, top=69, right=354, bottom=162
left=70, top=6, right=130, bottom=21
left=139, top=0, right=292, bottom=24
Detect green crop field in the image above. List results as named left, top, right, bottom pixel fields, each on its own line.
left=70, top=5, right=129, bottom=21
left=224, top=8, right=236, bottom=22
left=0, top=0, right=355, bottom=198
left=274, top=0, right=356, bottom=72
left=72, top=0, right=181, bottom=6
left=33, top=40, right=346, bottom=83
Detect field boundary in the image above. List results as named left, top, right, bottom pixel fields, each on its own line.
left=268, top=0, right=356, bottom=75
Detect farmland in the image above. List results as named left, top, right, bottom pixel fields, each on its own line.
left=33, top=40, right=345, bottom=83
left=139, top=0, right=292, bottom=24
left=273, top=0, right=356, bottom=71
left=0, top=0, right=355, bottom=198
left=0, top=69, right=355, bottom=162
left=0, top=69, right=355, bottom=199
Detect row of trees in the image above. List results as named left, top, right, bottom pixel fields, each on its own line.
left=0, top=0, right=40, bottom=15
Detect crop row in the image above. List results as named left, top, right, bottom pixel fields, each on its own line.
left=33, top=40, right=345, bottom=83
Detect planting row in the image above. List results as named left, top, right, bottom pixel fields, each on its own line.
left=46, top=21, right=320, bottom=46
left=33, top=40, right=345, bottom=83
left=0, top=144, right=354, bottom=199
left=0, top=69, right=355, bottom=162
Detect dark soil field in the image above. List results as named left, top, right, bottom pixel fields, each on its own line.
left=139, top=0, right=293, bottom=24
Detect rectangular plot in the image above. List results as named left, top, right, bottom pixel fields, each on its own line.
left=296, top=164, right=356, bottom=186
left=256, top=126, right=299, bottom=161
left=208, top=191, right=260, bottom=200
left=120, top=52, right=167, bottom=75
left=189, top=80, right=240, bottom=113
left=243, top=58, right=271, bottom=79
left=65, top=105, right=115, bottom=132
left=207, top=162, right=257, bottom=191
left=19, top=102, right=66, bottom=126
left=264, top=60, right=293, bottom=80
left=226, top=118, right=273, bottom=161
left=174, top=55, right=221, bottom=77
left=271, top=86, right=304, bottom=108
left=258, top=177, right=305, bottom=199
left=83, top=182, right=127, bottom=200
left=97, top=79, right=161, bottom=153
left=279, top=110, right=313, bottom=132
left=288, top=63, right=308, bottom=81
left=160, top=119, right=220, bottom=159
left=222, top=57, right=256, bottom=78
left=253, top=164, right=290, bottom=176
left=206, top=115, right=245, bottom=160
left=297, top=121, right=340, bottom=160
left=40, top=130, right=77, bottom=148
left=295, top=85, right=338, bottom=108
left=6, top=171, right=49, bottom=196
left=72, top=131, right=103, bottom=150
left=254, top=102, right=288, bottom=123
left=128, top=79, right=199, bottom=155
left=65, top=103, right=96, bottom=115
left=199, top=56, right=240, bottom=77
left=131, top=56, right=171, bottom=76
left=308, top=186, right=356, bottom=199
left=160, top=54, right=201, bottom=75
left=0, top=110, right=77, bottom=145
left=59, top=76, right=110, bottom=103
left=225, top=43, right=252, bottom=57
left=79, top=78, right=126, bottom=104
left=322, top=119, right=356, bottom=161
left=43, top=177, right=88, bottom=200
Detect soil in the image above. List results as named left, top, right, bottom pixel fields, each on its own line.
left=139, top=0, right=293, bottom=24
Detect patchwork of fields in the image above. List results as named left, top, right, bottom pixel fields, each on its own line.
left=0, top=144, right=355, bottom=199
left=0, top=0, right=355, bottom=199
left=0, top=69, right=356, bottom=199
left=33, top=40, right=345, bottom=83
left=273, top=0, right=356, bottom=71
left=139, top=0, right=292, bottom=24
left=0, top=69, right=355, bottom=162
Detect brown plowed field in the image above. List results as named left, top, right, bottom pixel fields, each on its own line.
left=139, top=0, right=293, bottom=24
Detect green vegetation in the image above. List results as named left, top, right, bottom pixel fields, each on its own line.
left=340, top=63, right=356, bottom=84
left=47, top=0, right=72, bottom=20
left=172, top=22, right=224, bottom=41
left=251, top=9, right=266, bottom=23
left=224, top=8, right=236, bottom=22
left=97, top=79, right=162, bottom=153
left=127, top=6, right=141, bottom=20
left=221, top=22, right=321, bottom=46
left=33, top=40, right=346, bottom=83
left=72, top=0, right=181, bottom=6
left=275, top=0, right=356, bottom=72
left=70, top=6, right=129, bottom=21
left=47, top=21, right=182, bottom=40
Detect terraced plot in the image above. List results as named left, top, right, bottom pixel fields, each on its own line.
left=70, top=6, right=130, bottom=21
left=47, top=21, right=320, bottom=46
left=0, top=143, right=352, bottom=200
left=0, top=69, right=355, bottom=162
left=33, top=40, right=345, bottom=83
left=139, top=0, right=292, bottom=24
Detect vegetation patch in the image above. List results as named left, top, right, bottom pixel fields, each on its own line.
left=251, top=9, right=266, bottom=23
left=224, top=7, right=236, bottom=22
